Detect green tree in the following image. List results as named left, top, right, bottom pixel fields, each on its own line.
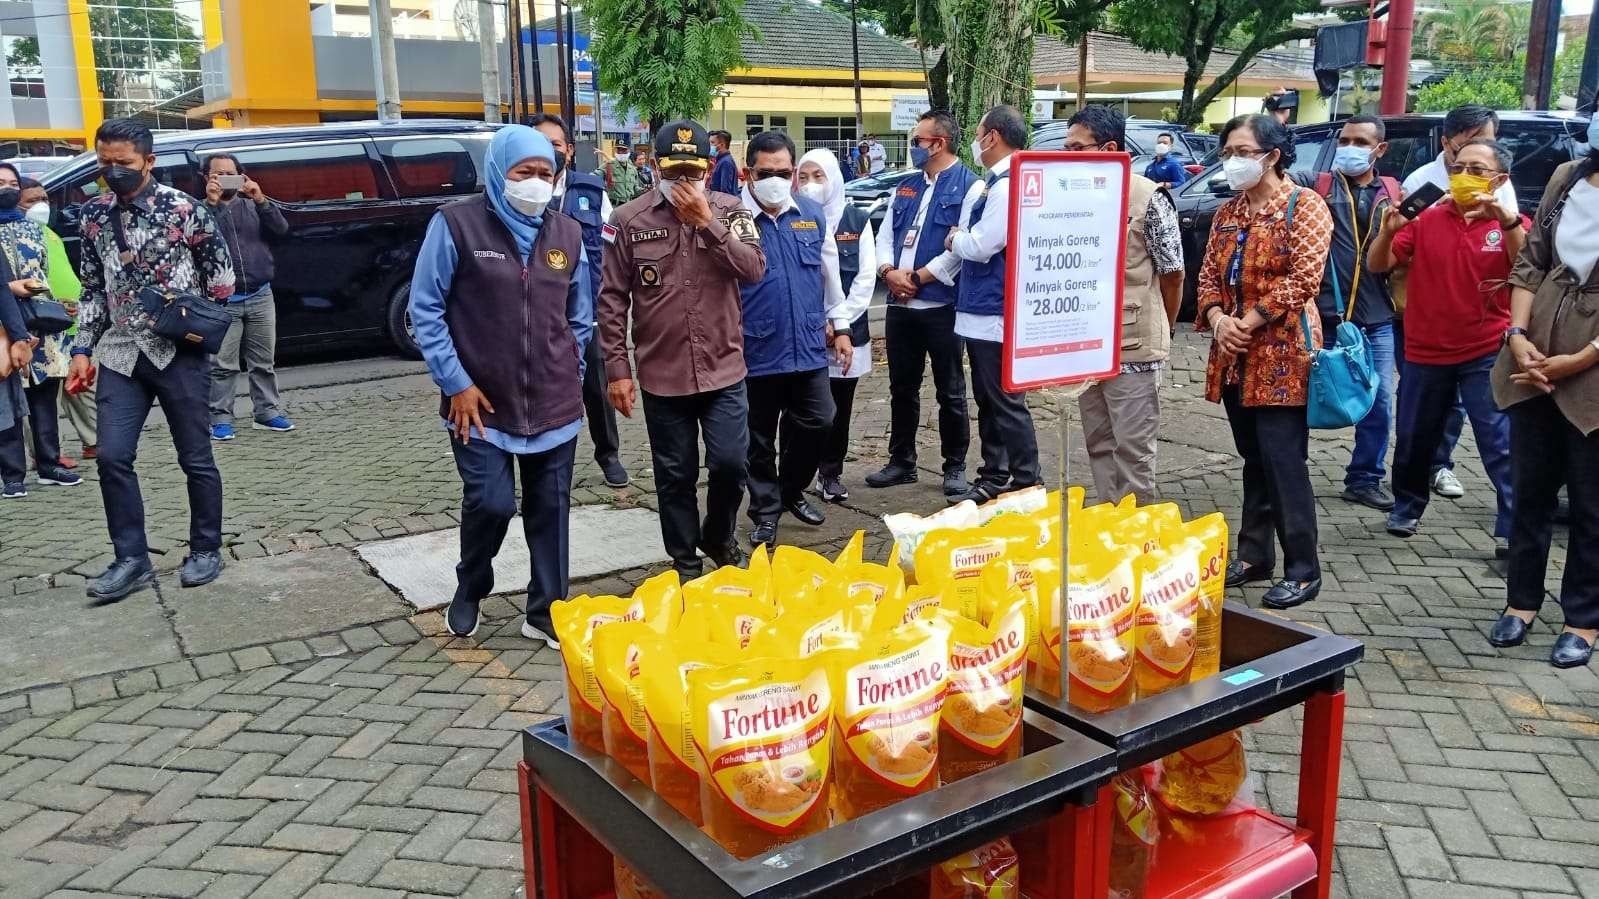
left=586, top=0, right=758, bottom=131
left=1111, top=0, right=1319, bottom=129
left=944, top=0, right=1037, bottom=139
left=5, top=35, right=39, bottom=70
left=1556, top=34, right=1586, bottom=100
left=1414, top=68, right=1521, bottom=112
left=1419, top=0, right=1514, bottom=63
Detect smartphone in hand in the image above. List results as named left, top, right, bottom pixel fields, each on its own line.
left=217, top=174, right=246, bottom=191
left=1397, top=182, right=1445, bottom=220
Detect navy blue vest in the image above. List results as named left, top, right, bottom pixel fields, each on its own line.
left=739, top=194, right=830, bottom=377
left=560, top=171, right=607, bottom=305
left=889, top=164, right=978, bottom=305
left=835, top=205, right=871, bottom=346
left=956, top=171, right=1008, bottom=319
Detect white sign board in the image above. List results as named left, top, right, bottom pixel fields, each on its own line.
left=890, top=93, right=931, bottom=131
left=1003, top=152, right=1131, bottom=391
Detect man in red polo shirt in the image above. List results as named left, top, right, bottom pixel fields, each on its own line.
left=1367, top=138, right=1525, bottom=547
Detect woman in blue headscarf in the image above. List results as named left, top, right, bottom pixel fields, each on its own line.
left=408, top=124, right=592, bottom=645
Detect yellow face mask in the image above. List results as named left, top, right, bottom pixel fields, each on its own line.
left=1448, top=172, right=1493, bottom=207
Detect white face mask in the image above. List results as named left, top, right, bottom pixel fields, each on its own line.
left=752, top=176, right=791, bottom=207
left=24, top=203, right=50, bottom=226
left=797, top=181, right=827, bottom=204
left=503, top=176, right=553, bottom=217
left=1155, top=142, right=1171, bottom=157
left=1222, top=155, right=1265, bottom=191
left=658, top=176, right=704, bottom=202
left=970, top=137, right=987, bottom=165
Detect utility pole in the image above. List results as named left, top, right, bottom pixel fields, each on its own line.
left=1523, top=0, right=1562, bottom=110
left=369, top=0, right=402, bottom=123
left=478, top=0, right=501, bottom=123
left=507, top=0, right=524, bottom=121
left=564, top=1, right=579, bottom=129
left=525, top=0, right=543, bottom=114
left=1377, top=0, right=1413, bottom=115
left=850, top=0, right=864, bottom=143
left=553, top=0, right=570, bottom=122
left=1076, top=33, right=1088, bottom=114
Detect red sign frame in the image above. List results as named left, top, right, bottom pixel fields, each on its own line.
left=1001, top=151, right=1132, bottom=392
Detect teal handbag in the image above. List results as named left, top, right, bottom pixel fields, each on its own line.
left=1301, top=223, right=1377, bottom=429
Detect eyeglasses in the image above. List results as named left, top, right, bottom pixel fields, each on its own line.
left=1063, top=141, right=1105, bottom=152
left=753, top=168, right=794, bottom=180
left=909, top=136, right=943, bottom=149
left=1217, top=147, right=1269, bottom=161
left=1445, top=163, right=1500, bottom=177
left=660, top=165, right=707, bottom=181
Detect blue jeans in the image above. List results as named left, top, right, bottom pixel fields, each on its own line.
left=1391, top=352, right=1513, bottom=536
left=1345, top=323, right=1395, bottom=488
left=1394, top=317, right=1465, bottom=473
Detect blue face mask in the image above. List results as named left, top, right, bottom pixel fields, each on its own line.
left=1332, top=145, right=1373, bottom=177
left=1587, top=117, right=1599, bottom=152
left=909, top=145, right=931, bottom=168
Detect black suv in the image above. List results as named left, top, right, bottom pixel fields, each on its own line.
left=41, top=119, right=503, bottom=358
left=1171, top=111, right=1589, bottom=319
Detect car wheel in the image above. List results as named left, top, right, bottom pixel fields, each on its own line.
left=386, top=283, right=422, bottom=360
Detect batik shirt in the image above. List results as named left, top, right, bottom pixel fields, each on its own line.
left=0, top=219, right=69, bottom=383
left=72, top=180, right=235, bottom=376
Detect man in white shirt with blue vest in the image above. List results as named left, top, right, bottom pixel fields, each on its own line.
left=946, top=105, right=1039, bottom=505
left=868, top=110, right=980, bottom=497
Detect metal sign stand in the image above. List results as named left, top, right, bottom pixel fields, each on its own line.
left=1053, top=381, right=1093, bottom=701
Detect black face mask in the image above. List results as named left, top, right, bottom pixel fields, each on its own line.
left=220, top=189, right=239, bottom=201
left=0, top=188, right=19, bottom=210
left=101, top=164, right=146, bottom=197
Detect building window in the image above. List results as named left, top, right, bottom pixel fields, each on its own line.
left=5, top=35, right=46, bottom=99
left=88, top=1, right=208, bottom=128
left=225, top=142, right=385, bottom=204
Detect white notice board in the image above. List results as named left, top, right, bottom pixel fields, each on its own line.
left=1002, top=151, right=1131, bottom=391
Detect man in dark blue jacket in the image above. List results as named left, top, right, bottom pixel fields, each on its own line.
left=709, top=130, right=740, bottom=197
left=738, top=131, right=865, bottom=547
left=532, top=114, right=628, bottom=489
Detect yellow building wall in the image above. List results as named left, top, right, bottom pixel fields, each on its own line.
left=211, top=0, right=321, bottom=126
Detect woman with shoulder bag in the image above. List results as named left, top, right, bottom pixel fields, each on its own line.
left=0, top=162, right=79, bottom=492
left=1196, top=114, right=1334, bottom=610
left=1488, top=130, right=1599, bottom=669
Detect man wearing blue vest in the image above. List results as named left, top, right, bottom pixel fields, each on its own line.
left=739, top=131, right=862, bottom=547
left=869, top=110, right=980, bottom=496
left=947, top=105, right=1039, bottom=504
left=532, top=114, right=628, bottom=489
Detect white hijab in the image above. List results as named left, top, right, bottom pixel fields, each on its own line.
left=797, top=148, right=847, bottom=233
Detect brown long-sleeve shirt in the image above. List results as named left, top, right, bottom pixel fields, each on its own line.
left=598, top=189, right=766, bottom=397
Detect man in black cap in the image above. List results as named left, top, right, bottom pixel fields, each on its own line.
left=597, top=120, right=767, bottom=580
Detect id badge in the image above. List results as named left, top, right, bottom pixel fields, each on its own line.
left=902, top=227, right=919, bottom=249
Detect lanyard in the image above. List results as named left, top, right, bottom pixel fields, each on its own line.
left=1225, top=227, right=1249, bottom=314
left=1336, top=175, right=1385, bottom=321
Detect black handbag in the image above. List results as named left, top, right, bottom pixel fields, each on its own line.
left=16, top=295, right=72, bottom=335
left=112, top=205, right=231, bottom=354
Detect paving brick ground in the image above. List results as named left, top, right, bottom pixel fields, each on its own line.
left=0, top=333, right=1593, bottom=897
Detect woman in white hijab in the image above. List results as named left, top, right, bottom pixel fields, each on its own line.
left=796, top=148, right=876, bottom=503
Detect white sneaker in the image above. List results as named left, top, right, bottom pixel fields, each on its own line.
left=522, top=621, right=560, bottom=649
left=1431, top=468, right=1465, bottom=499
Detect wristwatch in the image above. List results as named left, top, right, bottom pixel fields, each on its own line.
left=910, top=271, right=924, bottom=288
left=1503, top=326, right=1528, bottom=346
left=1500, top=216, right=1522, bottom=230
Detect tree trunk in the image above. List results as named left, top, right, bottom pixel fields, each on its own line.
left=1076, top=33, right=1089, bottom=114
left=929, top=47, right=951, bottom=112
left=947, top=0, right=1035, bottom=145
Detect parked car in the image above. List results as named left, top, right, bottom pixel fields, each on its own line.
left=1033, top=118, right=1206, bottom=180
left=1182, top=132, right=1219, bottom=157
left=41, top=119, right=503, bottom=358
left=1170, top=111, right=1589, bottom=320
left=844, top=168, right=920, bottom=233
left=3, top=156, right=70, bottom=179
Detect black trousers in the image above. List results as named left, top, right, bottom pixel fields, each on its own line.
left=581, top=334, right=619, bottom=466
left=885, top=304, right=969, bottom=472
left=449, top=433, right=575, bottom=632
left=747, top=368, right=834, bottom=523
left=0, top=377, right=63, bottom=481
left=1221, top=385, right=1320, bottom=582
left=965, top=338, right=1040, bottom=490
left=817, top=376, right=859, bottom=480
left=642, top=383, right=749, bottom=576
left=97, top=352, right=223, bottom=563
left=1507, top=395, right=1599, bottom=629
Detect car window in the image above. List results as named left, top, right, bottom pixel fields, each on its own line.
left=1375, top=126, right=1436, bottom=184
left=64, top=151, right=198, bottom=205
left=225, top=141, right=385, bottom=204
left=1126, top=123, right=1180, bottom=157
left=1030, top=124, right=1067, bottom=151
left=1500, top=127, right=1577, bottom=200
left=376, top=136, right=484, bottom=198
left=1289, top=128, right=1332, bottom=180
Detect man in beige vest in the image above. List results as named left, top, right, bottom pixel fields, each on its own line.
left=1063, top=107, right=1184, bottom=505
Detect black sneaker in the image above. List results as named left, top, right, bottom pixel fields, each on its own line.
left=87, top=557, right=156, bottom=602
left=1340, top=482, right=1394, bottom=511
left=178, top=551, right=224, bottom=588
left=600, top=457, right=630, bottom=488
left=942, top=469, right=969, bottom=497
left=947, top=481, right=1002, bottom=506
left=815, top=476, right=849, bottom=503
left=698, top=540, right=746, bottom=570
left=446, top=594, right=481, bottom=637
left=750, top=520, right=777, bottom=548
left=2, top=482, right=25, bottom=499
left=865, top=463, right=917, bottom=488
